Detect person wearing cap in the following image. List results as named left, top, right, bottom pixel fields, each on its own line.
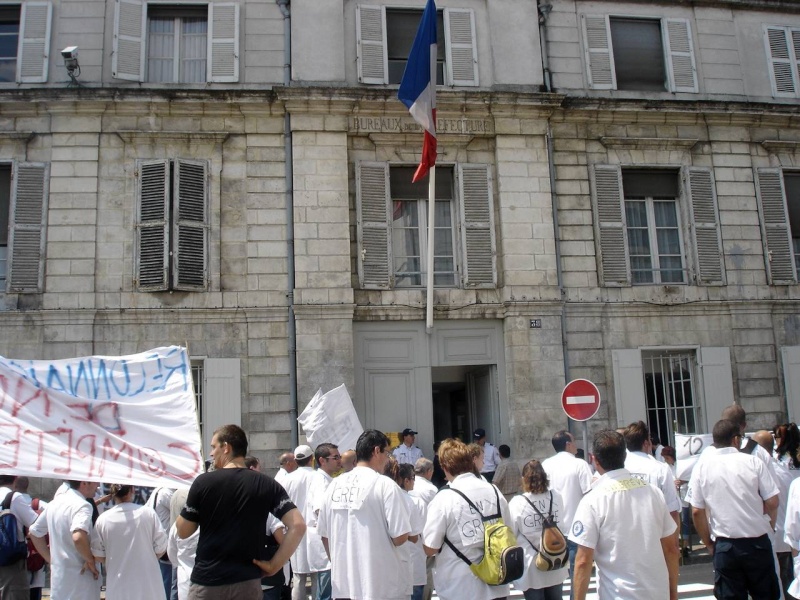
left=472, top=428, right=501, bottom=483
left=394, top=429, right=425, bottom=465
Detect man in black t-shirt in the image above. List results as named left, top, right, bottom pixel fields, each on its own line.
left=176, top=424, right=306, bottom=600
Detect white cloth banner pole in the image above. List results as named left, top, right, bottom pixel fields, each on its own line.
left=297, top=384, right=363, bottom=452
left=426, top=166, right=436, bottom=333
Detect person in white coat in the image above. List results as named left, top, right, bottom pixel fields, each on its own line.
left=91, top=484, right=168, bottom=600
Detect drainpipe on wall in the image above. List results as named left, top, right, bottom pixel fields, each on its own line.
left=276, top=0, right=299, bottom=448
left=538, top=1, right=553, bottom=94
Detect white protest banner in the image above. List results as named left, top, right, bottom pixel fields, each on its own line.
left=0, top=346, right=203, bottom=488
left=297, top=384, right=363, bottom=452
left=674, top=432, right=713, bottom=481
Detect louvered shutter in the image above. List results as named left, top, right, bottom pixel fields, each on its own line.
left=444, top=8, right=478, bottom=87
left=664, top=19, right=698, bottom=93
left=208, top=3, right=239, bottom=83
left=698, top=347, right=735, bottom=432
left=582, top=14, right=615, bottom=90
left=173, top=159, right=208, bottom=291
left=356, top=5, right=387, bottom=84
left=765, top=27, right=797, bottom=97
left=612, top=349, right=647, bottom=427
left=136, top=160, right=169, bottom=291
left=356, top=162, right=391, bottom=288
left=112, top=0, right=145, bottom=81
left=755, top=168, right=796, bottom=284
left=7, top=163, right=48, bottom=293
left=590, top=164, right=629, bottom=286
left=17, top=2, right=51, bottom=83
left=458, top=164, right=496, bottom=288
left=685, top=167, right=724, bottom=284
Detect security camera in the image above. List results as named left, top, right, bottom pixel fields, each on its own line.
left=61, top=46, right=78, bottom=60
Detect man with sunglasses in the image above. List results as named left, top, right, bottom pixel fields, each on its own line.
left=307, top=444, right=342, bottom=600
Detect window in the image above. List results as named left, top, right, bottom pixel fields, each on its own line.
left=356, top=162, right=495, bottom=289
left=4, top=162, right=48, bottom=293
left=582, top=14, right=697, bottom=92
left=135, top=159, right=208, bottom=292
left=0, top=6, right=19, bottom=82
left=191, top=359, right=204, bottom=442
left=591, top=165, right=724, bottom=286
left=765, top=26, right=800, bottom=97
left=0, top=166, right=9, bottom=283
left=0, top=3, right=51, bottom=84
left=113, top=1, right=238, bottom=83
left=755, top=168, right=800, bottom=284
left=643, top=350, right=699, bottom=447
left=357, top=5, right=478, bottom=86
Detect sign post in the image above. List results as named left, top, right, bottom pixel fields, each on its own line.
left=561, top=378, right=601, bottom=461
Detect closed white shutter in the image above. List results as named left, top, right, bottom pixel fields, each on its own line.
left=590, top=164, right=629, bottom=286
left=208, top=2, right=239, bottom=83
left=685, top=167, right=724, bottom=284
left=755, top=168, right=796, bottom=284
left=612, top=349, right=647, bottom=427
left=112, top=0, right=146, bottom=81
left=18, top=2, right=51, bottom=83
left=458, top=164, right=496, bottom=288
left=6, top=162, right=48, bottom=293
left=765, top=26, right=798, bottom=97
left=356, top=5, right=387, bottom=84
left=444, top=8, right=478, bottom=87
left=173, top=159, right=208, bottom=291
left=664, top=18, right=698, bottom=93
left=581, top=14, right=615, bottom=90
left=202, top=358, right=241, bottom=454
left=356, top=161, right=391, bottom=289
left=781, top=346, right=800, bottom=424
left=698, top=347, right=734, bottom=432
left=136, top=160, right=170, bottom=291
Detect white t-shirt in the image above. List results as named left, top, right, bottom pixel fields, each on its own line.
left=274, top=468, right=289, bottom=487
left=541, top=451, right=593, bottom=534
left=282, top=466, right=327, bottom=574
left=768, top=457, right=794, bottom=553
left=305, top=469, right=333, bottom=572
left=568, top=469, right=676, bottom=600
left=624, top=450, right=682, bottom=513
left=91, top=502, right=167, bottom=600
left=784, top=478, right=800, bottom=597
left=481, top=443, right=501, bottom=473
left=29, top=487, right=102, bottom=600
left=262, top=515, right=292, bottom=592
left=410, top=476, right=438, bottom=506
left=405, top=493, right=427, bottom=587
left=0, top=486, right=38, bottom=540
left=422, top=473, right=511, bottom=600
left=690, top=446, right=779, bottom=539
left=393, top=444, right=424, bottom=466
left=167, top=522, right=198, bottom=600
left=508, top=490, right=569, bottom=592
left=317, top=465, right=411, bottom=600
left=145, top=487, right=175, bottom=531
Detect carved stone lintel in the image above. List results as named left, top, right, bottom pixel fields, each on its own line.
left=761, top=140, right=800, bottom=152
left=599, top=136, right=699, bottom=150
left=114, top=130, right=231, bottom=144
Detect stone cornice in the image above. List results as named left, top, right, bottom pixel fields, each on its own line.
left=573, top=0, right=800, bottom=13
left=114, top=130, right=230, bottom=144
left=293, top=304, right=356, bottom=320
left=762, top=140, right=800, bottom=152
left=600, top=137, right=699, bottom=150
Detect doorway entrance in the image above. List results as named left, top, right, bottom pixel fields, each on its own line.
left=432, top=365, right=499, bottom=444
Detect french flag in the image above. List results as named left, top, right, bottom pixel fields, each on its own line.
left=398, top=0, right=437, bottom=183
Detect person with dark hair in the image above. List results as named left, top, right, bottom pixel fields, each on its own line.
left=30, top=480, right=102, bottom=599
left=422, top=438, right=512, bottom=600
left=509, top=460, right=568, bottom=600
left=394, top=428, right=425, bottom=465
left=390, top=462, right=426, bottom=600
left=720, top=403, right=772, bottom=465
left=690, top=420, right=780, bottom=600
left=318, top=429, right=410, bottom=600
left=492, top=444, right=522, bottom=502
left=431, top=441, right=446, bottom=488
left=90, top=484, right=168, bottom=600
left=0, top=475, right=38, bottom=600
left=305, top=443, right=341, bottom=600
left=472, top=428, right=501, bottom=482
left=570, top=430, right=678, bottom=600
left=774, top=423, right=800, bottom=470
left=145, top=485, right=177, bottom=598
left=245, top=456, right=261, bottom=471
left=176, top=424, right=306, bottom=600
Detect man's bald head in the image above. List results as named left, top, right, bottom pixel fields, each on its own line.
left=279, top=452, right=297, bottom=473
left=341, top=450, right=357, bottom=472
left=753, top=430, right=774, bottom=455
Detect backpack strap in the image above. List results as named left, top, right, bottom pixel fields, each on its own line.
left=1, top=491, right=14, bottom=511
left=522, top=494, right=548, bottom=522
left=442, top=536, right=473, bottom=566
left=440, top=486, right=501, bottom=566
left=740, top=438, right=758, bottom=455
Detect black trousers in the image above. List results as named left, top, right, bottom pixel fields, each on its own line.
left=713, top=535, right=780, bottom=600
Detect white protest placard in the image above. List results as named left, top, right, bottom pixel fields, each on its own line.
left=674, top=432, right=713, bottom=482
left=0, top=346, right=203, bottom=488
left=297, top=384, right=363, bottom=453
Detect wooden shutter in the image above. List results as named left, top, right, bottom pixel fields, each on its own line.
left=590, top=164, right=629, bottom=286
left=755, top=168, right=796, bottom=284
left=699, top=347, right=734, bottom=432
left=612, top=349, right=647, bottom=427
left=685, top=167, right=724, bottom=284
left=765, top=27, right=798, bottom=97
left=782, top=346, right=800, bottom=424
left=208, top=3, right=239, bottom=83
left=7, top=163, right=48, bottom=293
left=581, top=14, right=615, bottom=90
left=203, top=358, right=240, bottom=454
left=356, top=161, right=391, bottom=289
left=356, top=5, right=387, bottom=84
left=458, top=164, right=496, bottom=288
left=173, top=159, right=208, bottom=291
left=136, top=160, right=169, bottom=291
left=18, top=2, right=51, bottom=83
left=112, top=0, right=145, bottom=81
left=664, top=18, right=698, bottom=93
left=444, top=8, right=478, bottom=87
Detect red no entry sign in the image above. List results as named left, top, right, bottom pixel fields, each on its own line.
left=561, top=378, right=601, bottom=421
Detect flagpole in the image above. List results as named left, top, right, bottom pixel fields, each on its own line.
left=426, top=166, right=436, bottom=334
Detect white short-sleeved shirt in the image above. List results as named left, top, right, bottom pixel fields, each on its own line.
left=393, top=444, right=424, bottom=466
left=317, top=465, right=411, bottom=600
left=145, top=487, right=175, bottom=531
left=481, top=443, right=501, bottom=474
left=541, top=452, right=593, bottom=534
left=410, top=476, right=438, bottom=506
left=423, top=473, right=511, bottom=600
left=91, top=503, right=167, bottom=600
left=508, top=490, right=569, bottom=592
left=167, top=522, right=198, bottom=600
left=768, top=457, right=794, bottom=553
left=29, top=487, right=102, bottom=600
left=282, top=466, right=328, bottom=574
left=0, top=486, right=38, bottom=540
left=568, top=469, right=676, bottom=600
left=784, top=478, right=800, bottom=596
left=305, top=469, right=333, bottom=572
left=624, top=451, right=682, bottom=513
left=690, top=446, right=779, bottom=539
left=262, top=515, right=291, bottom=592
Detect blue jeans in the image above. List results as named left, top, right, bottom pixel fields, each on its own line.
left=567, top=539, right=578, bottom=600
left=316, top=570, right=331, bottom=600
left=159, top=560, right=173, bottom=600
left=263, top=587, right=283, bottom=600
left=412, top=584, right=424, bottom=600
